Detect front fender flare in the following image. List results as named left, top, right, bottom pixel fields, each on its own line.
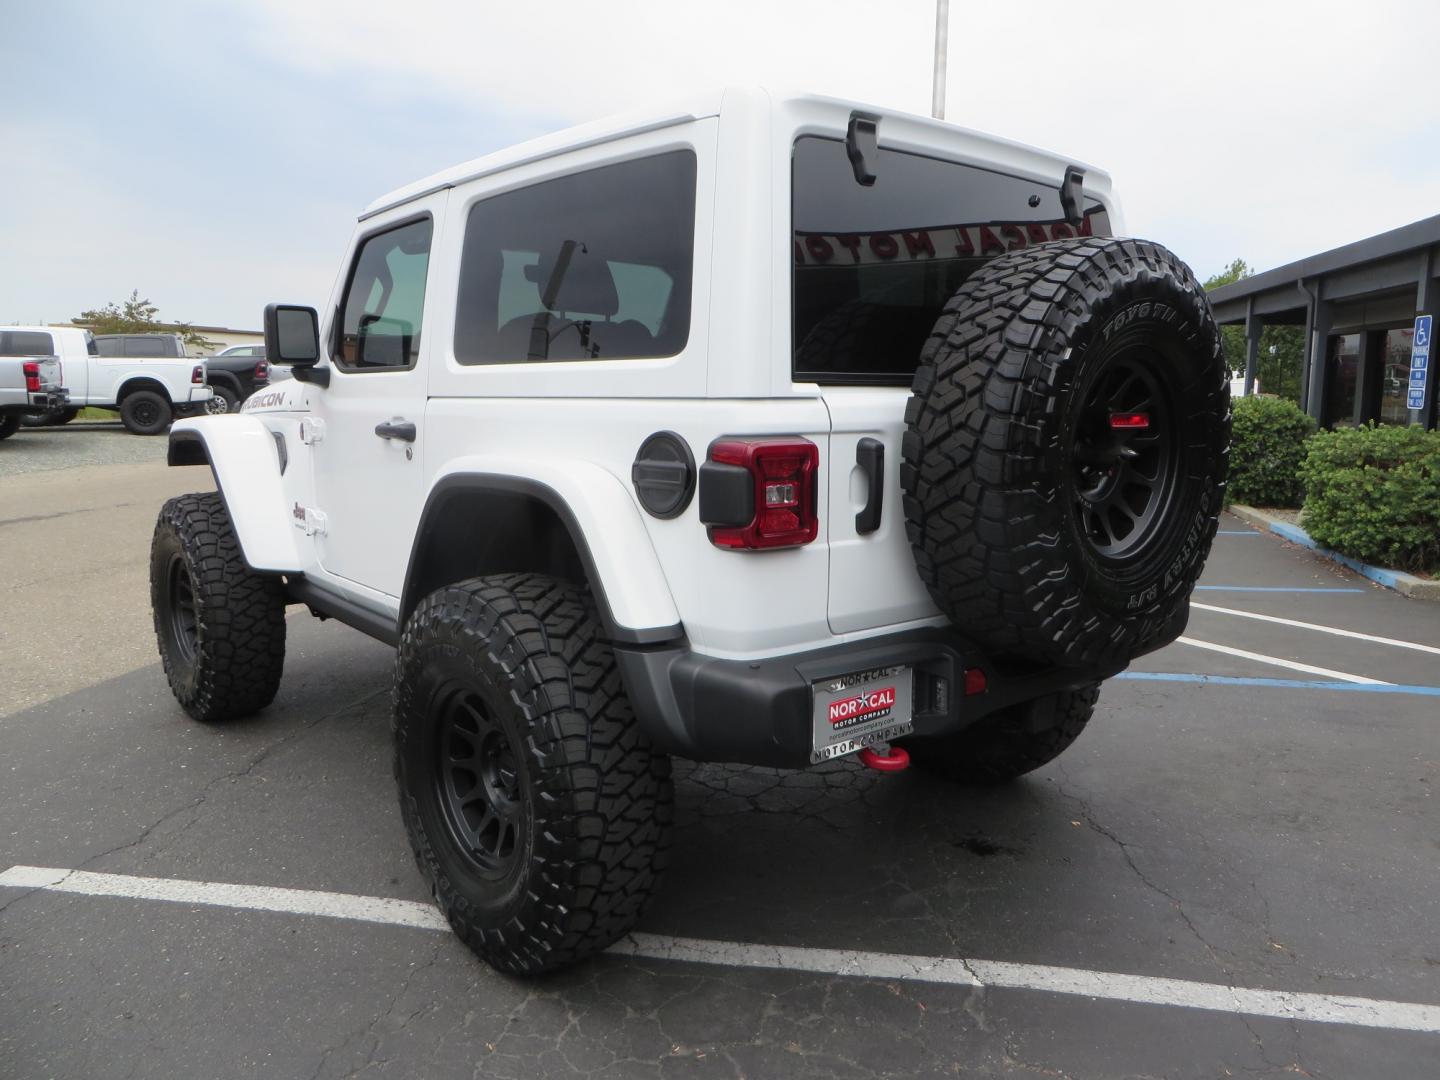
left=168, top=417, right=301, bottom=572
left=404, top=458, right=682, bottom=645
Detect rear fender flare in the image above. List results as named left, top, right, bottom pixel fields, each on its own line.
left=168, top=417, right=301, bottom=572
left=401, top=459, right=682, bottom=645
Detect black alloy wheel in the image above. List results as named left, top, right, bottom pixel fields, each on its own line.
left=434, top=684, right=525, bottom=879
left=1069, top=355, right=1179, bottom=563
left=165, top=554, right=200, bottom=663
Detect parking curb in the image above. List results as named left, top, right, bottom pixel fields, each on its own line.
left=1228, top=505, right=1440, bottom=601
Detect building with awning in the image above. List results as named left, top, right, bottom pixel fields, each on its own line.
left=1208, top=215, right=1438, bottom=430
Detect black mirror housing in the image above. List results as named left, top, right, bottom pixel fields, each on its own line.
left=264, top=304, right=321, bottom=366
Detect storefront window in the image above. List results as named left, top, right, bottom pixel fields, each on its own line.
left=1325, top=333, right=1361, bottom=427
left=1379, top=327, right=1414, bottom=425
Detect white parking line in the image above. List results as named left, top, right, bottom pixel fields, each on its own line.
left=1174, top=637, right=1390, bottom=685
left=1190, top=601, right=1440, bottom=656
left=4, top=864, right=1440, bottom=1033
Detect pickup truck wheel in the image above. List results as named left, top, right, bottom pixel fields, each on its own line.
left=0, top=415, right=19, bottom=440
left=900, top=683, right=1100, bottom=785
left=121, top=390, right=173, bottom=435
left=150, top=492, right=287, bottom=722
left=394, top=573, right=673, bottom=975
left=206, top=387, right=238, bottom=414
left=902, top=237, right=1229, bottom=669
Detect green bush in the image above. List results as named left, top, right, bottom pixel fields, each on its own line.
left=1300, top=424, right=1440, bottom=573
left=1227, top=395, right=1316, bottom=508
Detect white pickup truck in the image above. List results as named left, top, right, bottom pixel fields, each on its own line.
left=0, top=329, right=70, bottom=440
left=13, top=325, right=213, bottom=435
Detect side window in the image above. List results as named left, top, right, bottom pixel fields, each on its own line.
left=454, top=150, right=696, bottom=365
left=337, top=217, right=433, bottom=370
left=86, top=332, right=99, bottom=357
left=4, top=331, right=54, bottom=355
left=95, top=337, right=122, bottom=357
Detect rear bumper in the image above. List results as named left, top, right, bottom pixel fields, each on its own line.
left=615, top=625, right=1140, bottom=769
left=20, top=388, right=68, bottom=413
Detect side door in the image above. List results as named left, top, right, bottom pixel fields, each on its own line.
left=308, top=201, right=444, bottom=600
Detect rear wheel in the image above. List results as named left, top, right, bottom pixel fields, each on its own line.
left=206, top=386, right=238, bottom=414
left=901, top=684, right=1100, bottom=785
left=121, top=390, right=172, bottom=435
left=0, top=414, right=20, bottom=440
left=150, top=492, right=287, bottom=721
left=394, top=573, right=673, bottom=975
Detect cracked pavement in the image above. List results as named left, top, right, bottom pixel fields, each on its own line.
left=2, top=461, right=1438, bottom=1077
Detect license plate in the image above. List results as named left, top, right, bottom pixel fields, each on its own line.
left=810, top=665, right=914, bottom=764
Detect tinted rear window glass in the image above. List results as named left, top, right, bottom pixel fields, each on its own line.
left=124, top=336, right=177, bottom=357
left=3, top=331, right=54, bottom=355
left=95, top=337, right=122, bottom=356
left=454, top=150, right=696, bottom=365
left=792, top=136, right=1110, bottom=384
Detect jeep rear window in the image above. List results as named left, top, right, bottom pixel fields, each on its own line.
left=2, top=331, right=54, bottom=355
left=454, top=150, right=696, bottom=365
left=792, top=136, right=1110, bottom=385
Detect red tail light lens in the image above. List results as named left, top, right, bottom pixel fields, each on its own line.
left=706, top=437, right=819, bottom=550
left=22, top=361, right=41, bottom=392
left=192, top=365, right=204, bottom=384
left=1109, top=412, right=1150, bottom=430
left=254, top=360, right=269, bottom=380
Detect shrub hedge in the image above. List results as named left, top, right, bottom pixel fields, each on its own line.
left=1300, top=423, right=1440, bottom=573
left=1227, top=395, right=1316, bottom=508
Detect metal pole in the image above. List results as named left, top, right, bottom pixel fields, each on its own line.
left=932, top=0, right=949, bottom=120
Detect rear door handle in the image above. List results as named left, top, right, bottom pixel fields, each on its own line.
left=374, top=418, right=416, bottom=442
left=855, top=437, right=884, bottom=535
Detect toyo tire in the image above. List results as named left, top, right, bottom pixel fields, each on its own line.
left=150, top=492, right=287, bottom=721
left=902, top=683, right=1101, bottom=785
left=394, top=573, right=673, bottom=975
left=902, top=237, right=1229, bottom=669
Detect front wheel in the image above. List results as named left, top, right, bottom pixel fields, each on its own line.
left=899, top=683, right=1100, bottom=785
left=394, top=573, right=673, bottom=975
left=150, top=492, right=287, bottom=721
left=121, top=390, right=173, bottom=435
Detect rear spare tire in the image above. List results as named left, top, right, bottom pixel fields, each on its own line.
left=902, top=237, right=1229, bottom=669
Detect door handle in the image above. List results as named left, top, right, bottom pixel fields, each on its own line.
left=374, top=418, right=416, bottom=442
left=855, top=437, right=884, bottom=535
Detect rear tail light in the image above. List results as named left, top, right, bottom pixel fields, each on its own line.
left=22, top=361, right=41, bottom=392
left=1109, top=412, right=1150, bottom=430
left=701, top=437, right=819, bottom=550
left=192, top=365, right=204, bottom=384
left=254, top=360, right=269, bottom=380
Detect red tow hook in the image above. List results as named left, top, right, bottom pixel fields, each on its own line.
left=858, top=745, right=910, bottom=772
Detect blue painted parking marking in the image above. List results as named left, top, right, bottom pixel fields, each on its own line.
left=1117, top=672, right=1440, bottom=697
left=1194, top=585, right=1365, bottom=593
left=1215, top=530, right=1259, bottom=535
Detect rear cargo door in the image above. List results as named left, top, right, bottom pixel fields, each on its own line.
left=791, top=132, right=1110, bottom=634
left=823, top=386, right=937, bottom=633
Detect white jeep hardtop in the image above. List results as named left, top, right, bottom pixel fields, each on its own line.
left=151, top=88, right=1228, bottom=974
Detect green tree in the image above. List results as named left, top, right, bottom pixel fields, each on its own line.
left=1202, top=259, right=1304, bottom=403
left=1203, top=259, right=1251, bottom=379
left=74, top=290, right=218, bottom=352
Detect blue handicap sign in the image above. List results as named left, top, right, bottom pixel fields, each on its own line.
left=1410, top=315, right=1432, bottom=412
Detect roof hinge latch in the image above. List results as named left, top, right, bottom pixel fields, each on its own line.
left=1060, top=166, right=1085, bottom=226
left=846, top=114, right=879, bottom=187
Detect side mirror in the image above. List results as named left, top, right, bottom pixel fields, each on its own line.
left=264, top=304, right=328, bottom=387
left=264, top=303, right=321, bottom=365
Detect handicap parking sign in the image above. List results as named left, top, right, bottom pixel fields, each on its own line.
left=1410, top=315, right=1432, bottom=412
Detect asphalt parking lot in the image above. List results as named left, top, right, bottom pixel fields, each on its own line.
left=2, top=439, right=1438, bottom=1079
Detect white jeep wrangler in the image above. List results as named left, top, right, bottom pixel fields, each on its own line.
left=150, top=88, right=1229, bottom=974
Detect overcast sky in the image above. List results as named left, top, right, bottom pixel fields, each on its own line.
left=5, top=0, right=1438, bottom=329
